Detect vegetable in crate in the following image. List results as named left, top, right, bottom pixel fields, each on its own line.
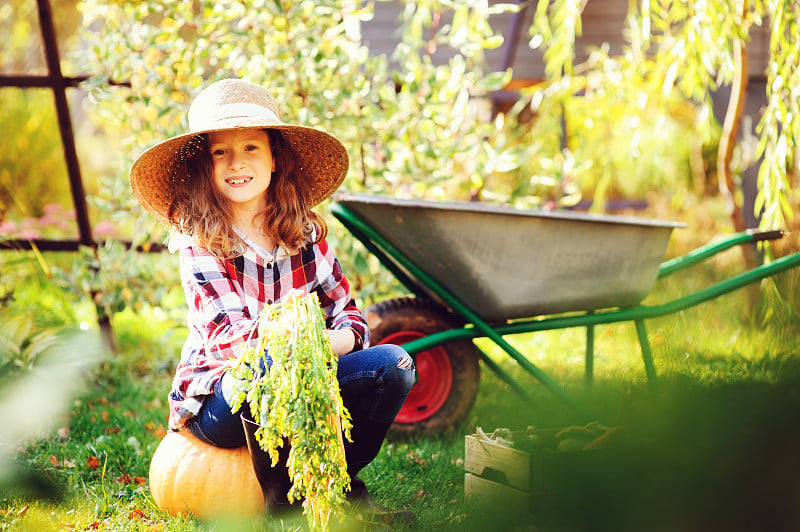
left=230, top=293, right=351, bottom=530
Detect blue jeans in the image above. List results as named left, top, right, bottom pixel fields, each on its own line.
left=186, top=343, right=415, bottom=477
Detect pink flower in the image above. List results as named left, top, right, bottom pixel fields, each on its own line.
left=39, top=215, right=61, bottom=227
left=18, top=228, right=41, bottom=239
left=0, top=220, right=18, bottom=234
left=93, top=220, right=115, bottom=237
left=43, top=204, right=63, bottom=215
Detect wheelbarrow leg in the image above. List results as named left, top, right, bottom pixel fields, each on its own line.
left=634, top=319, right=658, bottom=391
left=585, top=312, right=595, bottom=385
left=475, top=346, right=533, bottom=399
left=491, top=333, right=585, bottom=412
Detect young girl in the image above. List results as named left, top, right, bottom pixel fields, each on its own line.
left=130, top=78, right=415, bottom=520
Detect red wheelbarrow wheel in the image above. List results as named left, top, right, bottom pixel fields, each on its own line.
left=365, top=297, right=481, bottom=436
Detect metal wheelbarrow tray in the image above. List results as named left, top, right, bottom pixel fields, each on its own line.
left=331, top=193, right=800, bottom=434
left=335, top=193, right=683, bottom=320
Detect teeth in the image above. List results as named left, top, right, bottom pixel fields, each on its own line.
left=228, top=177, right=250, bottom=185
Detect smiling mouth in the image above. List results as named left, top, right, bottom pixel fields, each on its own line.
left=226, top=176, right=252, bottom=185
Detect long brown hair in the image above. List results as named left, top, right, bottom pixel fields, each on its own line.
left=167, top=129, right=327, bottom=258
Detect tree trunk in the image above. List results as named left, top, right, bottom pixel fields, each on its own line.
left=96, top=310, right=118, bottom=354
left=717, top=34, right=756, bottom=269
left=718, top=25, right=760, bottom=315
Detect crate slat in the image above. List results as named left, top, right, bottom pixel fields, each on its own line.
left=464, top=434, right=532, bottom=491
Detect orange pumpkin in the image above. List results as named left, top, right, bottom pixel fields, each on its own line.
left=149, top=430, right=265, bottom=519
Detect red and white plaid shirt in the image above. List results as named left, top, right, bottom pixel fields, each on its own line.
left=167, top=233, right=369, bottom=429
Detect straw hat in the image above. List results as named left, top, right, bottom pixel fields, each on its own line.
left=129, top=78, right=349, bottom=226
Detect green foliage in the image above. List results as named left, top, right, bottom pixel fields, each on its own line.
left=229, top=293, right=351, bottom=530
left=0, top=312, right=62, bottom=387
left=0, top=0, right=82, bottom=75
left=0, top=248, right=110, bottom=344
left=0, top=324, right=104, bottom=503
left=531, top=0, right=583, bottom=79
left=645, top=0, right=760, bottom=102
left=0, top=88, right=72, bottom=224
left=65, top=0, right=800, bottom=318
left=521, top=0, right=799, bottom=231
left=496, top=51, right=712, bottom=207
left=75, top=0, right=520, bottom=304
left=366, top=1, right=512, bottom=199
left=756, top=0, right=800, bottom=229
left=632, top=0, right=795, bottom=230
left=52, top=240, right=179, bottom=321
left=75, top=0, right=518, bottom=202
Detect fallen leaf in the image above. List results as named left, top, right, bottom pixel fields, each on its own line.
left=86, top=455, right=101, bottom=470
left=48, top=455, right=59, bottom=467
left=64, top=460, right=76, bottom=469
left=129, top=508, right=146, bottom=519
left=134, top=476, right=147, bottom=485
left=117, top=474, right=132, bottom=484
left=104, top=426, right=120, bottom=435
left=414, top=489, right=426, bottom=499
left=16, top=505, right=29, bottom=517
left=57, top=427, right=70, bottom=440
left=102, top=411, right=110, bottom=422
left=154, top=425, right=167, bottom=439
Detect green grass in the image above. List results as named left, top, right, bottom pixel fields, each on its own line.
left=3, top=223, right=800, bottom=531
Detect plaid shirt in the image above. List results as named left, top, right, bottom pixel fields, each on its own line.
left=168, top=234, right=369, bottom=429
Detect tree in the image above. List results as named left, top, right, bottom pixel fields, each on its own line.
left=528, top=0, right=799, bottom=252
left=77, top=0, right=517, bottom=302
left=76, top=0, right=800, bottom=310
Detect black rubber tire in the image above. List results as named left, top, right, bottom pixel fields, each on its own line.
left=365, top=296, right=481, bottom=436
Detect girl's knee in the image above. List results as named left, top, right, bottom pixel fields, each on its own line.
left=379, top=344, right=415, bottom=394
left=397, top=363, right=415, bottom=395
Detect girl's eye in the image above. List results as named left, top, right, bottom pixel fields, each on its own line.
left=211, top=148, right=226, bottom=156
left=244, top=144, right=258, bottom=151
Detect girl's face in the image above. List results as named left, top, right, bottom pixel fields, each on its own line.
left=208, top=129, right=275, bottom=219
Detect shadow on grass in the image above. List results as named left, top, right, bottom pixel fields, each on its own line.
left=459, top=377, right=800, bottom=532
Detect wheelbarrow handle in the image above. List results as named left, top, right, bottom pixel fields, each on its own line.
left=747, top=229, right=785, bottom=242
left=658, top=229, right=786, bottom=278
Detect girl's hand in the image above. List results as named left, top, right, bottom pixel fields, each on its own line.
left=327, top=328, right=356, bottom=357
left=284, top=288, right=305, bottom=303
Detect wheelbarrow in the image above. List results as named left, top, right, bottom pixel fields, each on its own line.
left=330, top=193, right=800, bottom=434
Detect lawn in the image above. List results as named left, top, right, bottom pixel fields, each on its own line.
left=3, top=200, right=800, bottom=531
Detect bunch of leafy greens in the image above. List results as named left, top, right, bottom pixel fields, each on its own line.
left=229, top=293, right=352, bottom=530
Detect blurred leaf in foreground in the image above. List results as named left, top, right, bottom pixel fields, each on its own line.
left=0, top=329, right=104, bottom=499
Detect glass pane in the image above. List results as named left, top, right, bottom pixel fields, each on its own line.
left=0, top=86, right=76, bottom=240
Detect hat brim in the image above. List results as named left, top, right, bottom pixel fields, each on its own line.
left=130, top=122, right=348, bottom=226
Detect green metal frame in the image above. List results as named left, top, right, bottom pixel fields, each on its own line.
left=331, top=202, right=800, bottom=410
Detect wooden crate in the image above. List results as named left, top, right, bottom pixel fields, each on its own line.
left=464, top=429, right=613, bottom=515
left=464, top=472, right=529, bottom=509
